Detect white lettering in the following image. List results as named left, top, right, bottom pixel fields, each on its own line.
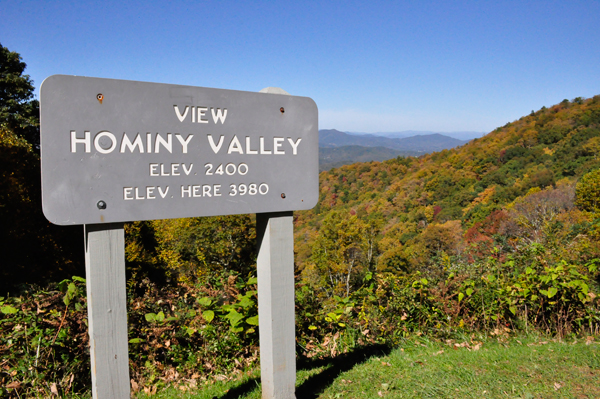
left=154, top=133, right=172, bottom=153
left=135, top=187, right=145, bottom=200
left=94, top=131, right=117, bottom=154
left=150, top=163, right=191, bottom=176
left=160, top=164, right=169, bottom=176
left=228, top=135, right=244, bottom=154
left=208, top=135, right=224, bottom=154
left=120, top=133, right=144, bottom=153
left=175, top=134, right=193, bottom=153
left=225, top=163, right=236, bottom=175
left=182, top=164, right=193, bottom=175
left=246, top=136, right=258, bottom=154
left=124, top=186, right=168, bottom=200
left=259, top=137, right=272, bottom=154
left=181, top=185, right=192, bottom=197
left=174, top=105, right=189, bottom=122
left=71, top=131, right=91, bottom=153
left=211, top=108, right=227, bottom=124
left=198, top=107, right=208, bottom=123
left=181, top=184, right=219, bottom=197
left=288, top=137, right=302, bottom=155
left=274, top=137, right=285, bottom=154
left=146, top=132, right=152, bottom=153
left=158, top=186, right=169, bottom=198
left=193, top=185, right=201, bottom=197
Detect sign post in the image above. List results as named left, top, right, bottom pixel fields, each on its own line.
left=257, top=212, right=296, bottom=398
left=40, top=76, right=318, bottom=398
left=84, top=223, right=130, bottom=398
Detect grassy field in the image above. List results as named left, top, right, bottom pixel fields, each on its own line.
left=134, top=335, right=600, bottom=399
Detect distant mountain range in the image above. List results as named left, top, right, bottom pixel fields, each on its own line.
left=345, top=130, right=486, bottom=141
left=319, top=146, right=417, bottom=172
left=318, top=129, right=473, bottom=171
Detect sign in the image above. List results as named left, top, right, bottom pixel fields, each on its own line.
left=40, top=75, right=318, bottom=225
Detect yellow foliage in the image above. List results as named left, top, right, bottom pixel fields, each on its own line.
left=463, top=186, right=496, bottom=215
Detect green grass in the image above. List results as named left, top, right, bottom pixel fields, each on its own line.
left=134, top=336, right=600, bottom=399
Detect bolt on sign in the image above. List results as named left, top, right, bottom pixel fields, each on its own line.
left=40, top=75, right=318, bottom=225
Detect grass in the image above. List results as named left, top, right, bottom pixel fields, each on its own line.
left=134, top=335, right=600, bottom=399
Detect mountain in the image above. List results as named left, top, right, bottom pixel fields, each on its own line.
left=319, top=129, right=469, bottom=152
left=319, top=145, right=418, bottom=172
left=346, top=130, right=486, bottom=141
left=296, top=96, right=600, bottom=284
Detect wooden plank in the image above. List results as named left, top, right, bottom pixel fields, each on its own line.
left=84, top=223, right=130, bottom=399
left=256, top=212, right=297, bottom=399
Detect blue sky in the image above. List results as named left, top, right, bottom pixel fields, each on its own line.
left=2, top=0, right=599, bottom=135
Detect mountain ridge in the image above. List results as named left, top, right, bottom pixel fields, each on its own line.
left=319, top=129, right=469, bottom=152
left=297, top=96, right=600, bottom=278
left=345, top=130, right=486, bottom=140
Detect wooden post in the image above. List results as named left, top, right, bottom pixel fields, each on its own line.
left=84, top=223, right=130, bottom=399
left=256, top=212, right=297, bottom=399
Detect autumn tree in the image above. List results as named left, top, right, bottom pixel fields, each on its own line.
left=150, top=215, right=256, bottom=283
left=306, top=211, right=371, bottom=297
left=575, top=168, right=600, bottom=214
left=502, top=185, right=576, bottom=244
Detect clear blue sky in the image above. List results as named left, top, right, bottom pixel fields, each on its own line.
left=2, top=0, right=599, bottom=134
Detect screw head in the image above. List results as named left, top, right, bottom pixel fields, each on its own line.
left=280, top=107, right=285, bottom=113
left=97, top=93, right=104, bottom=103
left=97, top=200, right=107, bottom=210
left=281, top=193, right=286, bottom=199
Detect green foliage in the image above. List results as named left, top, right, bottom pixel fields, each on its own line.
left=0, top=278, right=90, bottom=398
left=576, top=168, right=600, bottom=213
left=0, top=127, right=84, bottom=295
left=295, top=250, right=600, bottom=357
left=0, top=43, right=40, bottom=148
left=149, top=215, right=256, bottom=284
left=304, top=210, right=379, bottom=298
left=126, top=272, right=260, bottom=391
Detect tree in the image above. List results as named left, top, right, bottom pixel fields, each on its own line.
left=576, top=169, right=600, bottom=214
left=0, top=45, right=82, bottom=294
left=502, top=185, right=576, bottom=244
left=0, top=127, right=83, bottom=294
left=150, top=215, right=257, bottom=283
left=0, top=43, right=39, bottom=148
left=306, top=211, right=369, bottom=297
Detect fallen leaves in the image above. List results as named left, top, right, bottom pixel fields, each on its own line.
left=586, top=336, right=594, bottom=345
left=445, top=340, right=482, bottom=351
left=143, top=384, right=157, bottom=395
left=5, top=381, right=21, bottom=390
left=554, top=382, right=562, bottom=390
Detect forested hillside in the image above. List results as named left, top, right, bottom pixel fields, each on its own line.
left=319, top=145, right=413, bottom=171
left=296, top=96, right=600, bottom=291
